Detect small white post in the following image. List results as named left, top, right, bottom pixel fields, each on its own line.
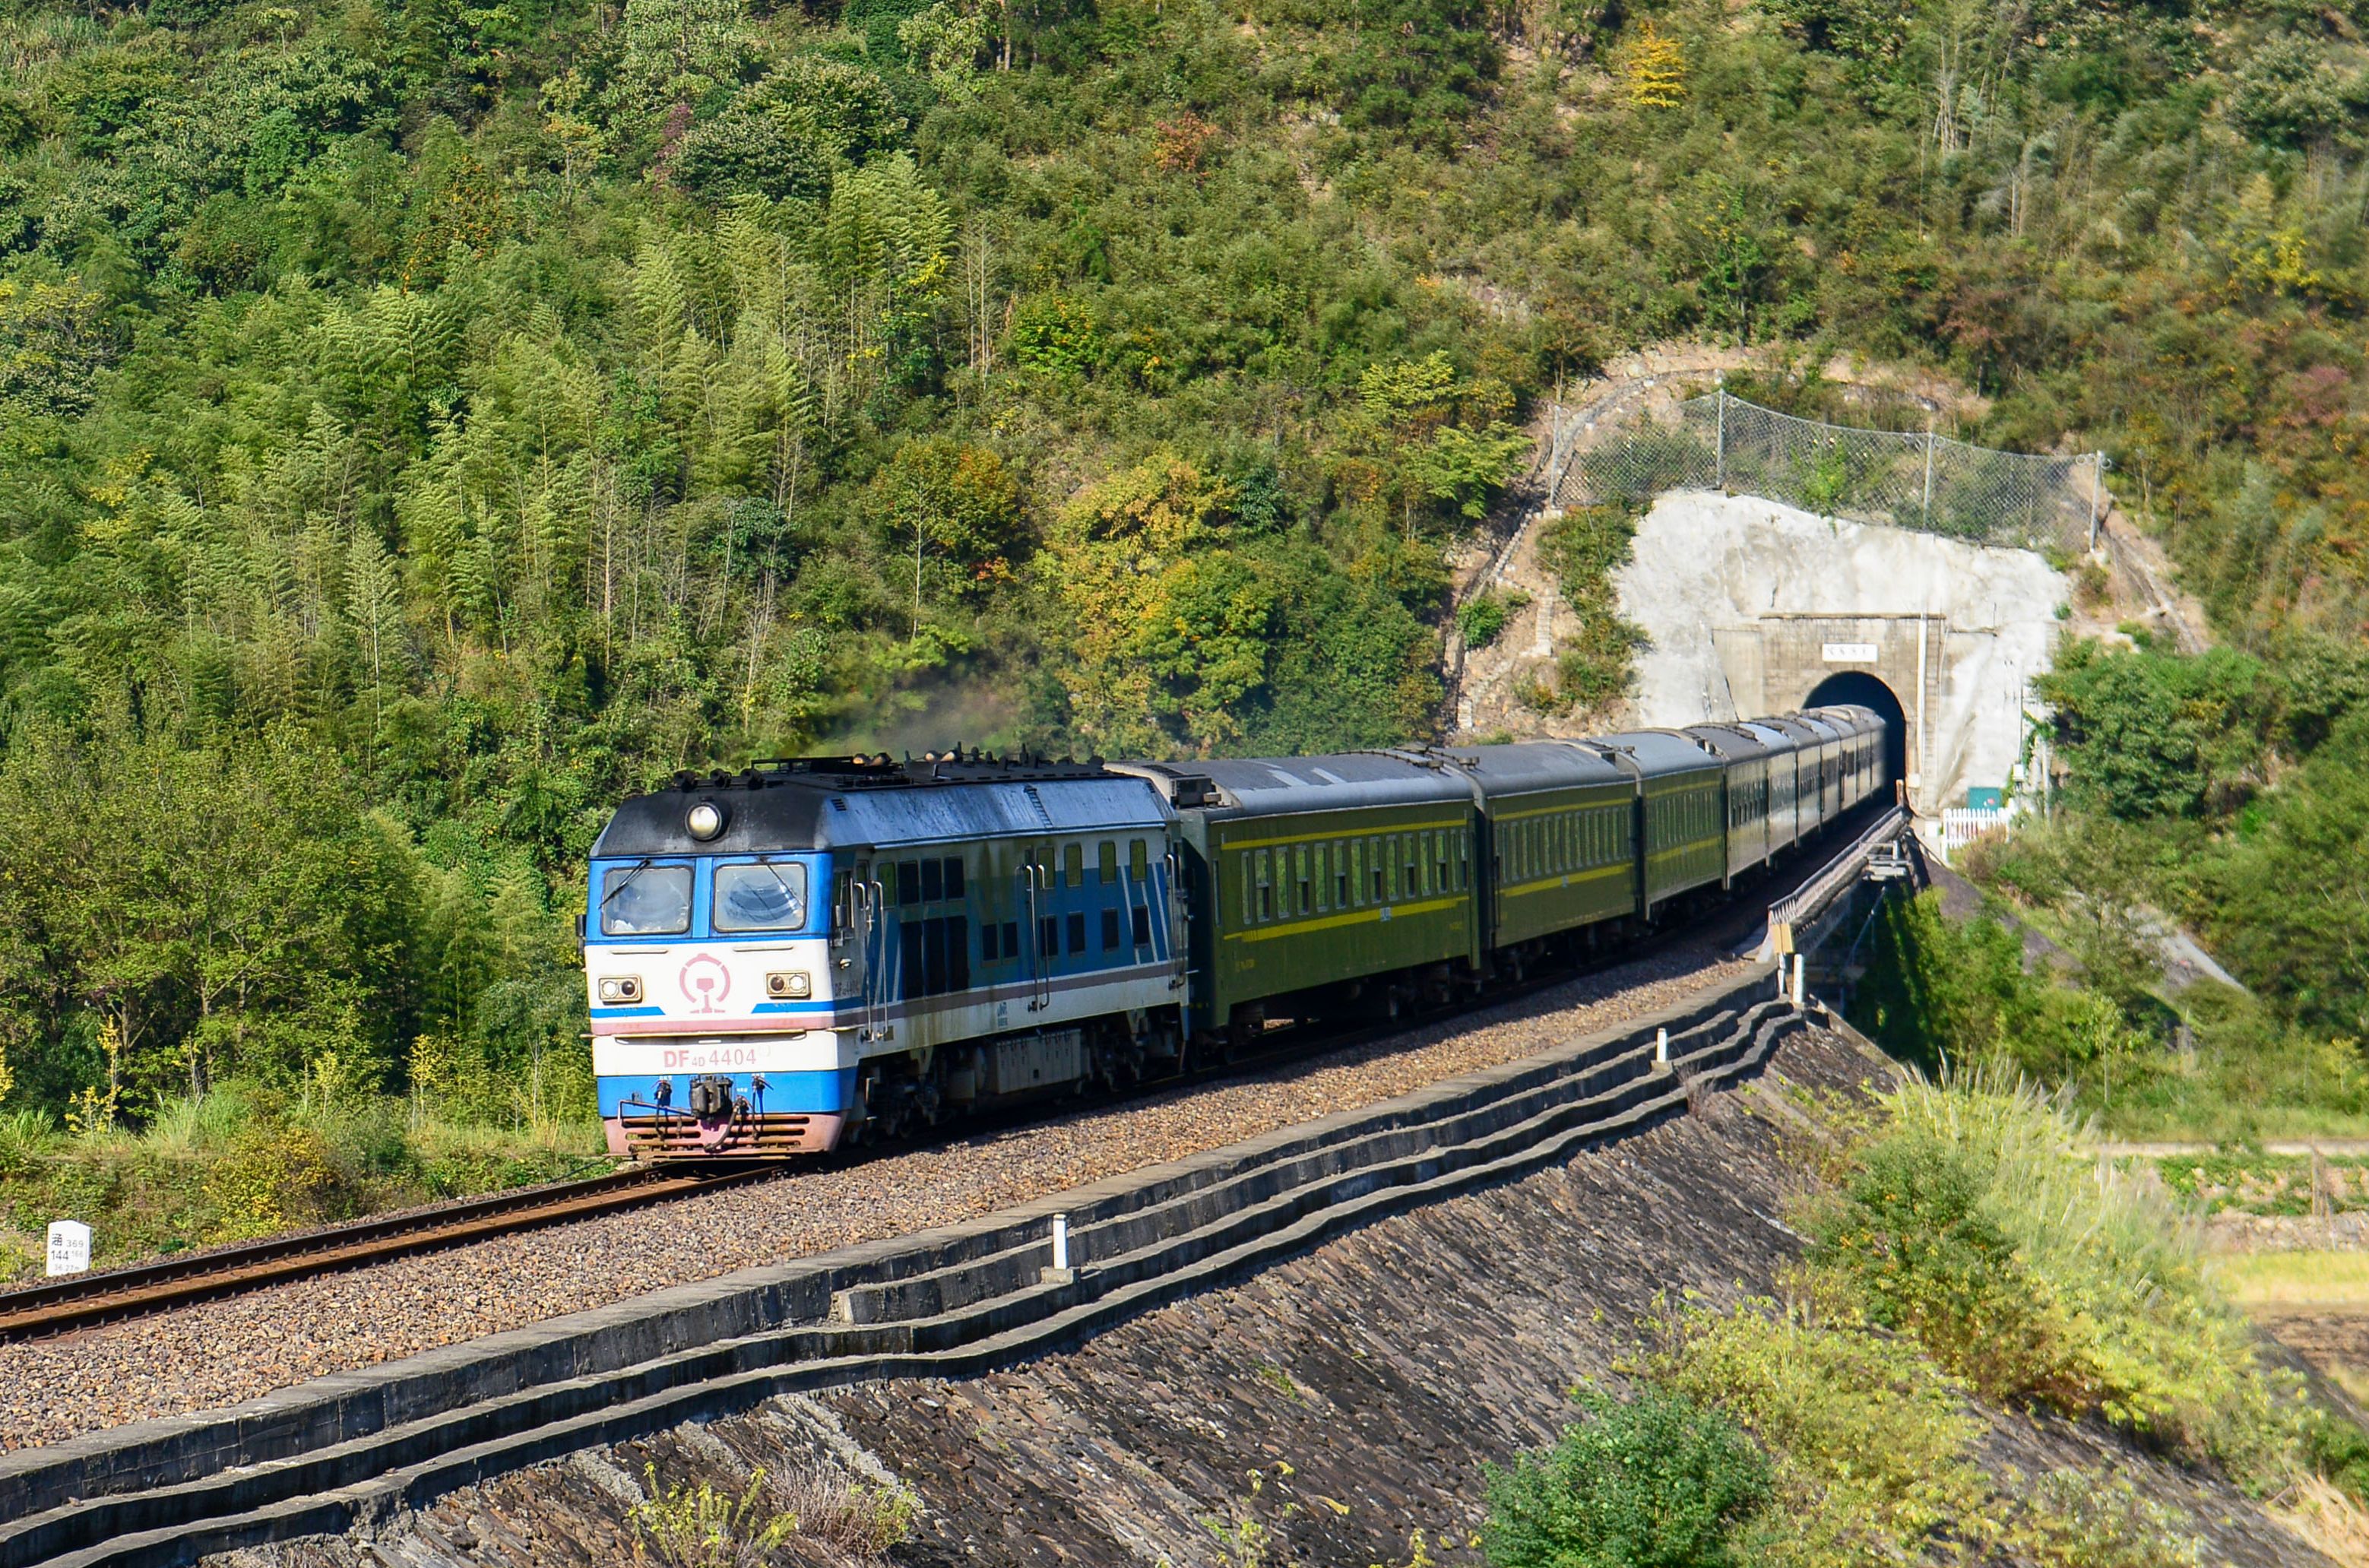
left=46, top=1220, right=90, bottom=1278
left=1050, top=1213, right=1070, bottom=1273
left=1655, top=1027, right=1669, bottom=1066
left=1790, top=955, right=1806, bottom=1009
left=1715, top=384, right=1728, bottom=490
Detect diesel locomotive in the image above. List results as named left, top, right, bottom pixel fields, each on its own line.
left=582, top=708, right=1889, bottom=1157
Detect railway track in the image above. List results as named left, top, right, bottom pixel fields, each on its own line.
left=0, top=802, right=1904, bottom=1350
left=0, top=1164, right=771, bottom=1342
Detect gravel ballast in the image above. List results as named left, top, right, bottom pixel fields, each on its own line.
left=2, top=949, right=1750, bottom=1453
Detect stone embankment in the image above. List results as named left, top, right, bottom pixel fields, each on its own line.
left=0, top=949, right=1742, bottom=1454
left=228, top=1026, right=2329, bottom=1568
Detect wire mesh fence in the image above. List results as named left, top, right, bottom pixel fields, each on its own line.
left=1542, top=391, right=2105, bottom=556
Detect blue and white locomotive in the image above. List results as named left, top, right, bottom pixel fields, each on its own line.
left=584, top=708, right=1893, bottom=1158
left=584, top=754, right=1184, bottom=1155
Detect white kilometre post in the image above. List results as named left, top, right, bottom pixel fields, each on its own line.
left=1050, top=1212, right=1070, bottom=1273
left=46, top=1220, right=90, bottom=1277
left=1655, top=1027, right=1669, bottom=1066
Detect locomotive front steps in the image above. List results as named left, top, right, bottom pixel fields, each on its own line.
left=2, top=964, right=1807, bottom=1568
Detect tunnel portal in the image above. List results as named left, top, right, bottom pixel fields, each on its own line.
left=1804, top=670, right=1909, bottom=787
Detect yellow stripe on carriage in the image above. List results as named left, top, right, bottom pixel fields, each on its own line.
left=1221, top=894, right=1467, bottom=943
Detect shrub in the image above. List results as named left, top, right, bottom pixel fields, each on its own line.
left=1458, top=591, right=1511, bottom=651
left=1648, top=1303, right=1988, bottom=1566
left=201, top=1125, right=354, bottom=1242
left=1481, top=1384, right=1770, bottom=1568
left=1797, top=1077, right=2321, bottom=1484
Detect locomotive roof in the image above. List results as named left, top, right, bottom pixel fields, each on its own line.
left=590, top=755, right=1170, bottom=858
left=1440, top=740, right=1629, bottom=796
left=1113, top=751, right=1474, bottom=819
left=1590, top=729, right=1725, bottom=779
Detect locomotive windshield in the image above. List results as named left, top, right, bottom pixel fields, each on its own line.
left=600, top=863, right=692, bottom=936
left=713, top=860, right=809, bottom=931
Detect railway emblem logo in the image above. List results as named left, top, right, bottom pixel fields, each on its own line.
left=679, top=954, right=731, bottom=1014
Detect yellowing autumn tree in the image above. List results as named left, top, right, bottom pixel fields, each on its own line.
left=1623, top=23, right=1687, bottom=109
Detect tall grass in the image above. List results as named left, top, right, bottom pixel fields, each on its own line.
left=1798, top=1069, right=2323, bottom=1487
left=0, top=1084, right=610, bottom=1278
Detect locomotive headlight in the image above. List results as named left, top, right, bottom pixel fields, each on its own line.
left=686, top=801, right=725, bottom=841
left=766, top=971, right=812, bottom=999
left=597, top=976, right=645, bottom=1004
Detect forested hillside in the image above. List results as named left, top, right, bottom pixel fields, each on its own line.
left=0, top=0, right=2364, bottom=1157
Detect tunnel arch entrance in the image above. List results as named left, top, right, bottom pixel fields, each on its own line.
left=1804, top=670, right=1909, bottom=787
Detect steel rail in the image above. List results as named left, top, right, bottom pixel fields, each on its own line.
left=0, top=800, right=1892, bottom=1346
left=0, top=1165, right=769, bottom=1342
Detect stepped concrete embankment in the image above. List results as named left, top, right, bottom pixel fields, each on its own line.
left=229, top=1025, right=2327, bottom=1568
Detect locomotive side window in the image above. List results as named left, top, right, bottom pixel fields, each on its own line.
left=1099, top=841, right=1119, bottom=883
left=1130, top=838, right=1149, bottom=880
left=1066, top=911, right=1087, bottom=954
left=1131, top=903, right=1151, bottom=946
left=713, top=862, right=808, bottom=932
left=945, top=856, right=965, bottom=899
left=920, top=858, right=944, bottom=902
left=980, top=922, right=999, bottom=961
left=600, top=863, right=692, bottom=936
left=1040, top=914, right=1060, bottom=956
left=1101, top=908, right=1122, bottom=950
left=1003, top=920, right=1021, bottom=960
left=1065, top=843, right=1085, bottom=889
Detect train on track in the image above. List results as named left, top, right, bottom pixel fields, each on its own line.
left=583, top=708, right=1891, bottom=1156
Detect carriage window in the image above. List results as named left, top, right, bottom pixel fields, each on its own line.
left=1436, top=834, right=1450, bottom=890
left=1099, top=841, right=1119, bottom=883
left=1313, top=843, right=1327, bottom=911
left=1336, top=842, right=1351, bottom=907
left=1065, top=843, right=1085, bottom=888
left=714, top=861, right=809, bottom=932
left=1297, top=844, right=1312, bottom=914
left=600, top=863, right=692, bottom=936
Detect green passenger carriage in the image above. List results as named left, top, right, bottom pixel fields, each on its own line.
left=1458, top=742, right=1639, bottom=951
left=1113, top=754, right=1483, bottom=1043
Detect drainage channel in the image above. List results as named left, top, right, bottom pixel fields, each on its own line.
left=3, top=968, right=1804, bottom=1568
